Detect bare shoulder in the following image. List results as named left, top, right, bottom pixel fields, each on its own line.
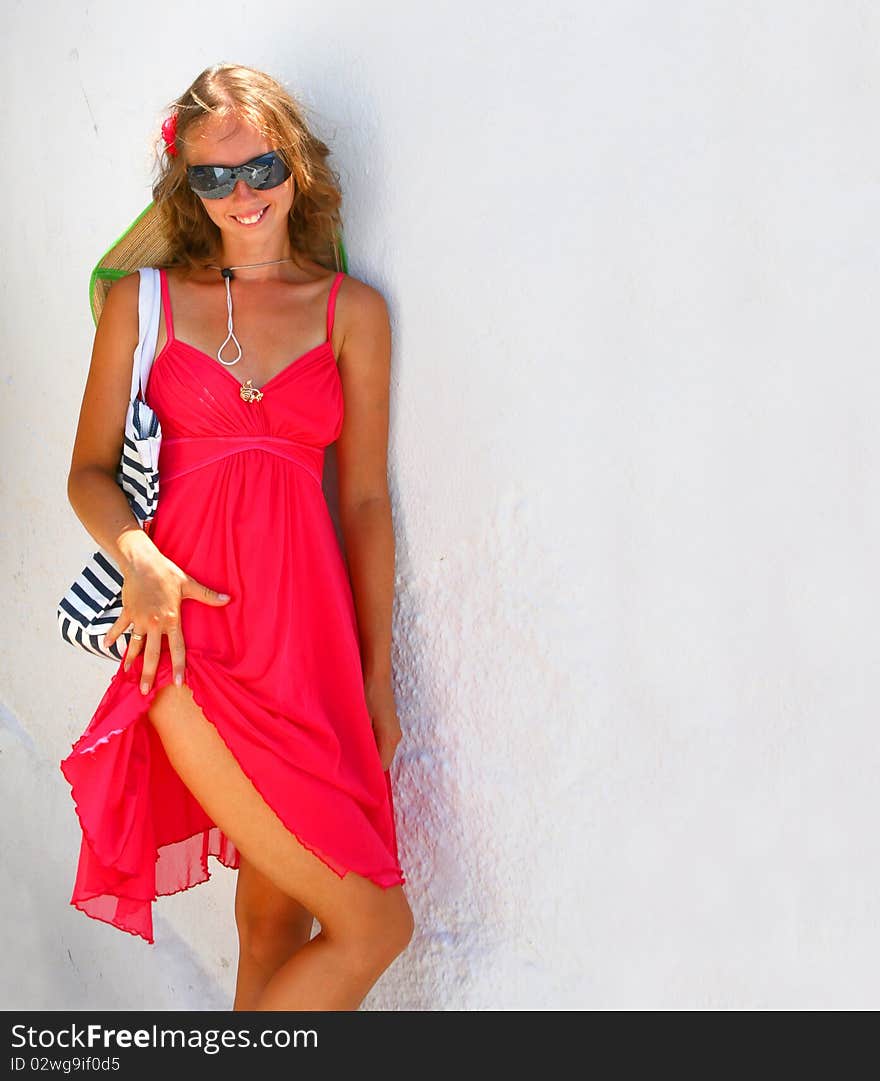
left=98, top=270, right=141, bottom=346
left=103, top=266, right=141, bottom=307
left=335, top=273, right=391, bottom=365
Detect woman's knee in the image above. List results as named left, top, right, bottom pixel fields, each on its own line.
left=388, top=897, right=416, bottom=961
left=324, top=888, right=415, bottom=972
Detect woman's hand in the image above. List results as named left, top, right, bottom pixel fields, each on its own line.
left=364, top=675, right=403, bottom=771
left=103, top=552, right=231, bottom=694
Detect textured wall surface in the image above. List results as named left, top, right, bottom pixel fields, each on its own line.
left=2, top=1, right=880, bottom=1010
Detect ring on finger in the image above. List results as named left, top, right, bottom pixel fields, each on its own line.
left=131, top=632, right=145, bottom=641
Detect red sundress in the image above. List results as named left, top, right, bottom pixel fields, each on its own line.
left=59, top=268, right=405, bottom=944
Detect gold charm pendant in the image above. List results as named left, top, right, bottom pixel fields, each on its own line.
left=239, top=379, right=264, bottom=403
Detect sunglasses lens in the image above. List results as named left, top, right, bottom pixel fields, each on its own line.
left=187, top=152, right=291, bottom=199
left=187, top=165, right=235, bottom=199
left=248, top=153, right=291, bottom=190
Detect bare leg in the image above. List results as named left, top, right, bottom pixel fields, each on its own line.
left=147, top=682, right=413, bottom=1011
left=233, top=856, right=316, bottom=1011
left=249, top=925, right=406, bottom=1010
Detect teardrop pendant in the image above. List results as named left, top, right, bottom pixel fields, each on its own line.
left=217, top=272, right=244, bottom=368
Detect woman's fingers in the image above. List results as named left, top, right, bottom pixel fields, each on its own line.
left=120, top=622, right=186, bottom=691
left=103, top=610, right=131, bottom=650
left=166, top=625, right=187, bottom=688
left=183, top=575, right=231, bottom=607
left=122, top=626, right=146, bottom=672
left=139, top=629, right=163, bottom=695
left=113, top=559, right=206, bottom=689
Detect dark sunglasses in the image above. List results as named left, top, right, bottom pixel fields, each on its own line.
left=186, top=149, right=292, bottom=200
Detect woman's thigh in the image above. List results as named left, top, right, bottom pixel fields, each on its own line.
left=147, top=681, right=412, bottom=939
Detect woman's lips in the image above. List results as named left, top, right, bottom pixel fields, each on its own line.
left=229, top=204, right=267, bottom=225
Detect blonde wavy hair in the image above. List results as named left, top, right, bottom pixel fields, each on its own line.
left=151, top=63, right=344, bottom=272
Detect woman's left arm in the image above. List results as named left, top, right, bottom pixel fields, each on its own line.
left=335, top=279, right=402, bottom=771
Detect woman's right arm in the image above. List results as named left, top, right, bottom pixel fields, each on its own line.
left=66, top=272, right=230, bottom=692
left=67, top=272, right=157, bottom=573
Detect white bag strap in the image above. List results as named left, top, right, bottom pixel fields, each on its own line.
left=130, top=267, right=162, bottom=403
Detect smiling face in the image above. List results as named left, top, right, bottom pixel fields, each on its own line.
left=185, top=113, right=295, bottom=258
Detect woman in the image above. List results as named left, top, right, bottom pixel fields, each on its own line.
left=60, top=63, right=414, bottom=1011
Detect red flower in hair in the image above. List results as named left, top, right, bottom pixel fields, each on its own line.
left=161, top=113, right=179, bottom=157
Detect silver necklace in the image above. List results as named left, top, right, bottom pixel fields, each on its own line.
left=204, top=257, right=295, bottom=403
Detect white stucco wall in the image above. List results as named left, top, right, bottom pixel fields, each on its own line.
left=2, top=1, right=879, bottom=1010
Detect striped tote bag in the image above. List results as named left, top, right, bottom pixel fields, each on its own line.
left=57, top=267, right=163, bottom=661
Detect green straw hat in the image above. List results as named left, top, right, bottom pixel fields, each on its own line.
left=88, top=201, right=349, bottom=327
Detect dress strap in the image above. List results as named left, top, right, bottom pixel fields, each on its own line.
left=326, top=271, right=345, bottom=343
left=158, top=267, right=175, bottom=342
